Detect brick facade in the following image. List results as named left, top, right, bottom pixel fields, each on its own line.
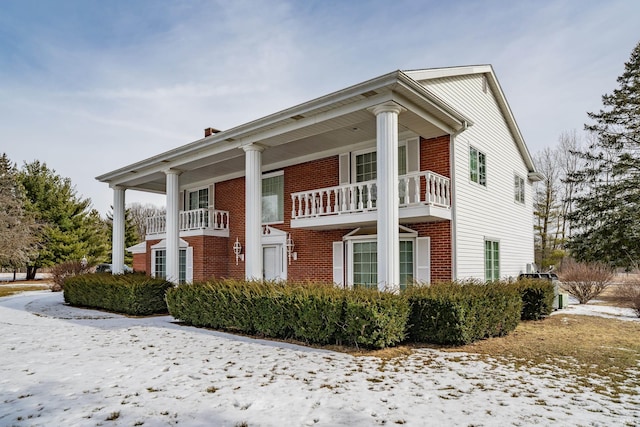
left=136, top=135, right=453, bottom=284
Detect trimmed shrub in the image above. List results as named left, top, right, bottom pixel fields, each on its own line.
left=514, top=278, right=555, bottom=320
left=63, top=273, right=173, bottom=316
left=166, top=280, right=409, bottom=349
left=404, top=281, right=522, bottom=345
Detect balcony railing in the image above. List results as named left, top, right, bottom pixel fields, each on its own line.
left=291, top=171, right=450, bottom=220
left=146, top=208, right=230, bottom=236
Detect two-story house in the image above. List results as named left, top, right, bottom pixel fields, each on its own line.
left=97, top=65, right=542, bottom=291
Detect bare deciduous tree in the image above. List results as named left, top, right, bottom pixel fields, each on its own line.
left=127, top=202, right=165, bottom=240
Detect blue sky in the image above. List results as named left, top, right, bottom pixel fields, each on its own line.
left=1, top=0, right=638, bottom=214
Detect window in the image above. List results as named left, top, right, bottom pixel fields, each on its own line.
left=353, top=241, right=377, bottom=290
left=514, top=174, right=525, bottom=203
left=399, top=240, right=414, bottom=290
left=354, top=145, right=408, bottom=183
left=154, top=250, right=166, bottom=279
left=188, top=188, right=208, bottom=210
left=262, top=172, right=284, bottom=223
left=485, top=240, right=500, bottom=281
left=154, top=249, right=188, bottom=284
left=351, top=239, right=415, bottom=290
left=469, top=146, right=486, bottom=186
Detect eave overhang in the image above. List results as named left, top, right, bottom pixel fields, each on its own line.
left=96, top=70, right=472, bottom=192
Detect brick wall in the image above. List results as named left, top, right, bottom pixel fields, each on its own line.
left=132, top=253, right=146, bottom=273
left=421, top=135, right=451, bottom=177
left=412, top=221, right=452, bottom=282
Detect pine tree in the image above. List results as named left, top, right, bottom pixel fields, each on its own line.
left=567, top=41, right=640, bottom=269
left=0, top=154, right=37, bottom=272
left=18, top=161, right=109, bottom=279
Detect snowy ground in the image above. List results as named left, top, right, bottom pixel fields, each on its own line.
left=0, top=291, right=638, bottom=427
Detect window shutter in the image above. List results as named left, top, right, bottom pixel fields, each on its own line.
left=208, top=184, right=215, bottom=209
left=332, top=241, right=344, bottom=286
left=186, top=246, right=193, bottom=283
left=179, top=191, right=185, bottom=211
left=339, top=153, right=350, bottom=185
left=406, top=138, right=420, bottom=202
left=407, top=138, right=420, bottom=173
left=415, top=237, right=430, bottom=284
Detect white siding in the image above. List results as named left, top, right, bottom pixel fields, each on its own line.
left=419, top=74, right=535, bottom=280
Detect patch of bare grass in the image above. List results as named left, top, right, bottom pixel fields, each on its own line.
left=447, top=315, right=640, bottom=396
left=0, top=284, right=50, bottom=297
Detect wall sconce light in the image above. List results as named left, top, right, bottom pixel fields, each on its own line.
left=286, top=233, right=296, bottom=265
left=233, top=238, right=244, bottom=265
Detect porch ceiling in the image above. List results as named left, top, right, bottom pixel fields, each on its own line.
left=97, top=70, right=468, bottom=194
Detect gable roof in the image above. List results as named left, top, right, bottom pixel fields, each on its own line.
left=96, top=65, right=540, bottom=191
left=404, top=65, right=540, bottom=179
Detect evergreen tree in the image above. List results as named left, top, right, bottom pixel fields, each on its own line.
left=0, top=154, right=37, bottom=271
left=18, top=161, right=109, bottom=279
left=567, top=41, right=640, bottom=269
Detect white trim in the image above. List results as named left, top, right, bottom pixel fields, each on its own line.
left=415, top=237, right=431, bottom=283
left=261, top=226, right=287, bottom=280
left=332, top=241, right=344, bottom=286
left=126, top=242, right=147, bottom=254
left=262, top=170, right=284, bottom=179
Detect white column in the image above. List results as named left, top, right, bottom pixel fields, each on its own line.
left=111, top=186, right=126, bottom=274
left=243, top=144, right=264, bottom=280
left=165, top=170, right=181, bottom=283
left=369, top=102, right=405, bottom=291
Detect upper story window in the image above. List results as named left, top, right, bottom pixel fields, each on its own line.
left=514, top=174, right=525, bottom=203
left=353, top=144, right=408, bottom=184
left=188, top=188, right=208, bottom=210
left=469, top=146, right=486, bottom=186
left=262, top=172, right=284, bottom=223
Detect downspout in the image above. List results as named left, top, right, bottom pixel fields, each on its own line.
left=449, top=120, right=469, bottom=281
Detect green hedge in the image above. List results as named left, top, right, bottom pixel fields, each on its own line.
left=166, top=280, right=410, bottom=349
left=514, top=278, right=555, bottom=320
left=404, top=281, right=522, bottom=345
left=63, top=273, right=173, bottom=316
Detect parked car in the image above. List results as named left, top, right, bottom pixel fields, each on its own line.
left=95, top=263, right=133, bottom=273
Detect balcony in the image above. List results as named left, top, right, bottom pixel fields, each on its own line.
left=290, top=171, right=451, bottom=230
left=146, top=208, right=230, bottom=238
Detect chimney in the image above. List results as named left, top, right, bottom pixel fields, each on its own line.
left=204, top=127, right=221, bottom=137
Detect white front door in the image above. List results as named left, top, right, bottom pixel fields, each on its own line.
left=263, top=245, right=281, bottom=280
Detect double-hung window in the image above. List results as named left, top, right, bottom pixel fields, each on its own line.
left=154, top=249, right=188, bottom=284
left=514, top=174, right=525, bottom=203
left=484, top=240, right=500, bottom=282
left=262, top=172, right=284, bottom=224
left=469, top=146, right=486, bottom=186
left=352, top=239, right=415, bottom=290
left=188, top=188, right=208, bottom=210
left=353, top=145, right=408, bottom=206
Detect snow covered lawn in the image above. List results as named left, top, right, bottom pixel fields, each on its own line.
left=1, top=291, right=638, bottom=426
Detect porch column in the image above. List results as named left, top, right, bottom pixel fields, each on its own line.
left=111, top=185, right=126, bottom=275
left=165, top=169, right=181, bottom=283
left=369, top=102, right=405, bottom=291
left=243, top=144, right=264, bottom=280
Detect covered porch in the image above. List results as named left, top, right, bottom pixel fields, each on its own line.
left=96, top=70, right=470, bottom=288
